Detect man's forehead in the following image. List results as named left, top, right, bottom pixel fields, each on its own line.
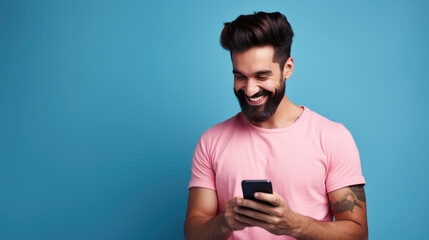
left=231, top=46, right=279, bottom=75
left=232, top=46, right=275, bottom=60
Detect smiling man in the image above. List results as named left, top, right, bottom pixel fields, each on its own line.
left=184, top=12, right=367, bottom=240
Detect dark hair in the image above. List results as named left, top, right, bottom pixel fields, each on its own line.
left=220, top=11, right=294, bottom=69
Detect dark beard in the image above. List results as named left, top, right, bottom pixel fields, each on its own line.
left=234, top=79, right=285, bottom=123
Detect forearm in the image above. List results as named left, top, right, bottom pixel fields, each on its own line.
left=292, top=214, right=368, bottom=240
left=184, top=213, right=232, bottom=240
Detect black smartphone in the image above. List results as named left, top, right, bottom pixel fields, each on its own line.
left=241, top=180, right=273, bottom=203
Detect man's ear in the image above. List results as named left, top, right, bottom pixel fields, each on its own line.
left=283, top=57, right=294, bottom=80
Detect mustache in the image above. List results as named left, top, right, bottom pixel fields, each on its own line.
left=236, top=89, right=272, bottom=99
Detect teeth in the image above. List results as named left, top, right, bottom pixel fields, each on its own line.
left=249, top=96, right=263, bottom=102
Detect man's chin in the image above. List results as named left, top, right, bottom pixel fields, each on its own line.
left=243, top=113, right=271, bottom=123
left=241, top=106, right=270, bottom=123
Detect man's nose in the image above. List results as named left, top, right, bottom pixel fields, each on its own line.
left=244, top=79, right=259, bottom=97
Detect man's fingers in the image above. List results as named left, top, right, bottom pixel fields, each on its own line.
left=225, top=198, right=252, bottom=231
left=254, top=192, right=281, bottom=207
left=236, top=197, right=278, bottom=216
left=234, top=212, right=272, bottom=229
left=237, top=197, right=269, bottom=213
left=234, top=206, right=279, bottom=223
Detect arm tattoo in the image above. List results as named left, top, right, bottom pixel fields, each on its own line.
left=350, top=184, right=366, bottom=202
left=331, top=185, right=366, bottom=214
left=331, top=198, right=361, bottom=214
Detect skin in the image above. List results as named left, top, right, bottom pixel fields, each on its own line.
left=184, top=46, right=368, bottom=240
left=232, top=46, right=302, bottom=129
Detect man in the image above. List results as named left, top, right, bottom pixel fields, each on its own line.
left=184, top=11, right=367, bottom=240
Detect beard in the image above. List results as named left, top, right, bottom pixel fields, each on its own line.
left=234, top=77, right=285, bottom=123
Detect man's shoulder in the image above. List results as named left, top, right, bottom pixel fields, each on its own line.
left=196, top=112, right=245, bottom=142
left=304, top=107, right=347, bottom=134
left=202, top=112, right=244, bottom=138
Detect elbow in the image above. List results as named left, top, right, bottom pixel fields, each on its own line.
left=362, top=230, right=368, bottom=240
left=184, top=216, right=201, bottom=240
left=183, top=219, right=192, bottom=240
left=358, top=224, right=368, bottom=240
left=360, top=233, right=368, bottom=240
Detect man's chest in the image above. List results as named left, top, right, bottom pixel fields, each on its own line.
left=211, top=132, right=329, bottom=211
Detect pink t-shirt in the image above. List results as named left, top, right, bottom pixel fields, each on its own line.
left=188, top=106, right=365, bottom=240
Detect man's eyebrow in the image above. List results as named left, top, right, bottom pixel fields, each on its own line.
left=255, top=70, right=272, bottom=75
left=232, top=70, right=273, bottom=75
left=232, top=70, right=242, bottom=75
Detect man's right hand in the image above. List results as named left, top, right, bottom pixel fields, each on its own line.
left=223, top=197, right=250, bottom=231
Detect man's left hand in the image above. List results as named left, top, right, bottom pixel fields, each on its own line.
left=233, top=192, right=300, bottom=236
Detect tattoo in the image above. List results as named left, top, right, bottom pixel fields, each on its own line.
left=330, top=185, right=366, bottom=214
left=350, top=185, right=366, bottom=202
left=331, top=198, right=361, bottom=213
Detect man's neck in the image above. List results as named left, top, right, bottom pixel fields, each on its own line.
left=250, top=96, right=303, bottom=129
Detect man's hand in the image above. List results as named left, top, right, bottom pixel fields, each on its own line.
left=224, top=197, right=251, bottom=231
left=232, top=186, right=368, bottom=240
left=232, top=192, right=299, bottom=236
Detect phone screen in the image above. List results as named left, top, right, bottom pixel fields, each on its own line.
left=241, top=180, right=273, bottom=202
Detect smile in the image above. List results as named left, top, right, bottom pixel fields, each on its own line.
left=247, top=95, right=266, bottom=105
left=249, top=96, right=263, bottom=101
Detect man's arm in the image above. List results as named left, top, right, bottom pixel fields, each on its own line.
left=293, top=184, right=368, bottom=240
left=233, top=184, right=368, bottom=240
left=184, top=187, right=249, bottom=240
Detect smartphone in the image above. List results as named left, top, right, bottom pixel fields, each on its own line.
left=241, top=180, right=273, bottom=203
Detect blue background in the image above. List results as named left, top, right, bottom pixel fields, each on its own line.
left=1, top=0, right=428, bottom=239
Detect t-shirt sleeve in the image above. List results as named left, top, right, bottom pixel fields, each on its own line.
left=188, top=131, right=216, bottom=190
left=325, top=124, right=365, bottom=193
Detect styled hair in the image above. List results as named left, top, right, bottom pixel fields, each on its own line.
left=220, top=11, right=294, bottom=69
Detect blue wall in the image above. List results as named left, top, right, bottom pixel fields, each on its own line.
left=1, top=0, right=428, bottom=239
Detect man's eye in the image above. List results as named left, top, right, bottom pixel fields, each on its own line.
left=257, top=76, right=268, bottom=80
left=235, top=75, right=246, bottom=80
